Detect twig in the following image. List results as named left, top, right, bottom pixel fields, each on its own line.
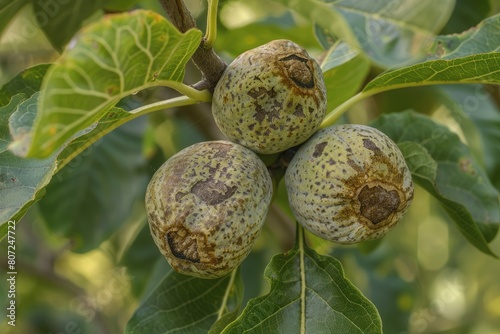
left=160, top=0, right=227, bottom=92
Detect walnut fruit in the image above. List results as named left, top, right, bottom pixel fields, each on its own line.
left=285, top=124, right=414, bottom=244
left=212, top=39, right=327, bottom=154
left=145, top=141, right=273, bottom=278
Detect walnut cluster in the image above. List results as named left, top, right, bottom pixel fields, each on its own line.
left=146, top=40, right=414, bottom=280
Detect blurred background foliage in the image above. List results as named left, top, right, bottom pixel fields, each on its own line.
left=1, top=0, right=500, bottom=333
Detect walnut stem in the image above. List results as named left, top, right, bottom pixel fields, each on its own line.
left=160, top=0, right=227, bottom=92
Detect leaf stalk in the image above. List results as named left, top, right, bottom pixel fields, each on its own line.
left=205, top=0, right=219, bottom=47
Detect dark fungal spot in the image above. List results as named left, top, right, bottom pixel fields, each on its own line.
left=358, top=185, right=400, bottom=225
left=312, top=142, right=327, bottom=158
left=248, top=87, right=266, bottom=99
left=294, top=104, right=305, bottom=117
left=253, top=101, right=281, bottom=124
left=363, top=138, right=380, bottom=152
left=253, top=102, right=266, bottom=123
left=191, top=178, right=238, bottom=205
left=247, top=87, right=277, bottom=99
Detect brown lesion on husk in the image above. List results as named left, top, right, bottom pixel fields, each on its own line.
left=357, top=184, right=401, bottom=224
left=166, top=227, right=201, bottom=263
left=336, top=142, right=411, bottom=230
left=165, top=225, right=222, bottom=271
left=279, top=54, right=315, bottom=89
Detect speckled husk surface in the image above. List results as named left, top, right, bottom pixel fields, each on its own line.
left=212, top=39, right=327, bottom=154
left=146, top=141, right=273, bottom=278
left=285, top=124, right=414, bottom=244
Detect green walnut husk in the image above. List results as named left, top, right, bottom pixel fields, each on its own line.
left=285, top=124, right=414, bottom=244
left=212, top=39, right=327, bottom=154
left=145, top=141, right=273, bottom=279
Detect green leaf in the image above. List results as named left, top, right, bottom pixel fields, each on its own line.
left=322, top=14, right=500, bottom=127
left=1, top=95, right=199, bottom=242
left=440, top=0, right=491, bottom=34
left=119, top=223, right=168, bottom=298
left=0, top=93, right=58, bottom=239
left=321, top=41, right=370, bottom=111
left=331, top=247, right=415, bottom=334
left=428, top=14, right=500, bottom=60
left=438, top=84, right=500, bottom=190
left=37, top=117, right=148, bottom=252
left=332, top=0, right=455, bottom=67
left=0, top=64, right=50, bottom=107
left=0, top=63, right=200, bottom=242
left=33, top=0, right=103, bottom=52
left=364, top=53, right=500, bottom=95
left=7, top=93, right=38, bottom=157
left=0, top=92, right=132, bottom=241
left=363, top=14, right=500, bottom=94
left=222, top=227, right=382, bottom=334
left=0, top=65, right=52, bottom=239
left=371, top=111, right=499, bottom=256
left=208, top=271, right=244, bottom=334
left=125, top=270, right=243, bottom=334
left=26, top=9, right=202, bottom=158
left=1, top=94, right=27, bottom=152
